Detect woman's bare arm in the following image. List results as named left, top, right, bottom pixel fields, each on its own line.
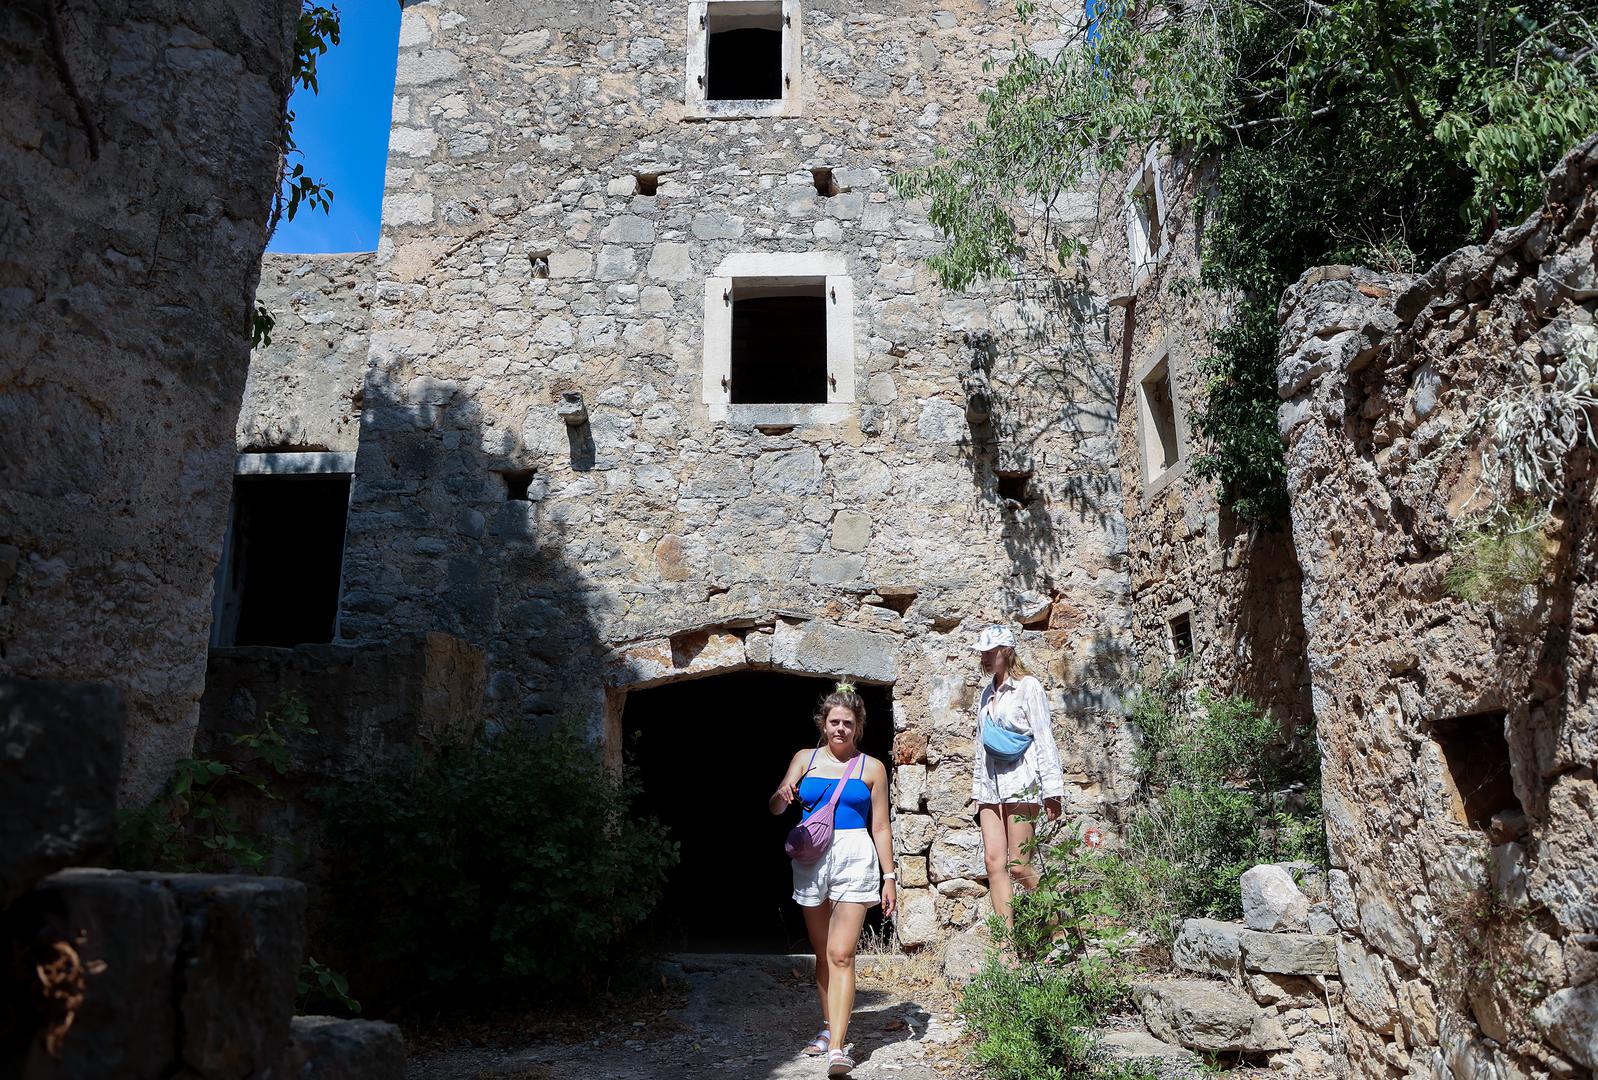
left=768, top=749, right=810, bottom=815
left=869, top=757, right=897, bottom=916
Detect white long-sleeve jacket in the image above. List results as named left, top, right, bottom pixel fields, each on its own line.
left=969, top=674, right=1067, bottom=806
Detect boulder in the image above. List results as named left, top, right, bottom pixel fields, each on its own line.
left=941, top=924, right=988, bottom=984
left=1, top=868, right=181, bottom=1077
left=1134, top=980, right=1289, bottom=1053
left=277, top=1016, right=406, bottom=1079
left=1099, top=1029, right=1198, bottom=1063
left=1238, top=929, right=1339, bottom=975
left=1172, top=918, right=1243, bottom=979
left=1241, top=864, right=1310, bottom=931
left=0, top=680, right=123, bottom=906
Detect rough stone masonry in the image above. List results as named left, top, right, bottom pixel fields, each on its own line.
left=242, top=0, right=1140, bottom=954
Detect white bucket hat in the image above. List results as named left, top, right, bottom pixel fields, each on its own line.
left=974, top=624, right=1016, bottom=651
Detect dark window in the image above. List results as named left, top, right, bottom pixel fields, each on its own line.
left=706, top=5, right=783, bottom=100
left=500, top=468, right=535, bottom=501
left=635, top=173, right=659, bottom=196
left=1169, top=612, right=1194, bottom=658
left=1433, top=711, right=1521, bottom=829
left=220, top=474, right=349, bottom=647
left=812, top=167, right=837, bottom=197
left=730, top=283, right=827, bottom=404
left=996, top=473, right=1031, bottom=505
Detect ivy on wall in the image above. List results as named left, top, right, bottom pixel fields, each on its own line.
left=897, top=0, right=1598, bottom=520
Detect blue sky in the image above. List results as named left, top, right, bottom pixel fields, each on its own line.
left=267, top=1, right=401, bottom=254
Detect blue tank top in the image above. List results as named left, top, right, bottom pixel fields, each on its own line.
left=798, top=753, right=872, bottom=831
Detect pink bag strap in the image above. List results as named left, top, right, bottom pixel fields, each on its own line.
left=805, top=753, right=863, bottom=817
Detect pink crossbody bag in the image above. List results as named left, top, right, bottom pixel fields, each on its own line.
left=784, top=750, right=864, bottom=865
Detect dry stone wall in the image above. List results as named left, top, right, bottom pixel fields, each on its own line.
left=243, top=0, right=1140, bottom=951
left=1102, top=153, right=1312, bottom=718
left=1277, top=134, right=1598, bottom=1078
left=0, top=0, right=302, bottom=803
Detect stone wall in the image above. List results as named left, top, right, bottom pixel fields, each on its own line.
left=0, top=0, right=302, bottom=803
left=241, top=252, right=376, bottom=453
left=1102, top=152, right=1312, bottom=718
left=1277, top=134, right=1598, bottom=1077
left=242, top=0, right=1140, bottom=952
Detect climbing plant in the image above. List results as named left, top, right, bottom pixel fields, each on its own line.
left=897, top=0, right=1598, bottom=521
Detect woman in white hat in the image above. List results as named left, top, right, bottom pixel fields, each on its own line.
left=970, top=624, right=1065, bottom=927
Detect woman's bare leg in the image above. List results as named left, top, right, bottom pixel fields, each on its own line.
left=1004, top=804, right=1039, bottom=893
left=978, top=804, right=1015, bottom=925
left=802, top=901, right=833, bottom=1031
left=824, top=900, right=869, bottom=1054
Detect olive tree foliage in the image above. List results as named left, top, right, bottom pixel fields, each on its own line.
left=252, top=2, right=342, bottom=348
left=896, top=0, right=1598, bottom=520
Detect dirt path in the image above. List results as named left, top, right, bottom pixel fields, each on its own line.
left=404, top=954, right=973, bottom=1080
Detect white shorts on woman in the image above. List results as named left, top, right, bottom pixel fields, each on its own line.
left=791, top=828, right=880, bottom=906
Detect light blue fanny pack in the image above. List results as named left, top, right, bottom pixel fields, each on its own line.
left=981, top=714, right=1033, bottom=763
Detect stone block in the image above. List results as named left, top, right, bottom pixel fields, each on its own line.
left=1133, top=980, right=1289, bottom=1053
left=1246, top=972, right=1323, bottom=1008
left=895, top=888, right=937, bottom=948
left=1328, top=869, right=1356, bottom=929
left=922, top=764, right=971, bottom=821
left=770, top=621, right=897, bottom=684
left=831, top=511, right=872, bottom=552
left=277, top=1016, right=406, bottom=1080
left=1241, top=864, right=1310, bottom=931
left=1100, top=1030, right=1198, bottom=1065
left=894, top=814, right=933, bottom=854
left=893, top=764, right=926, bottom=811
left=928, top=831, right=985, bottom=882
left=941, top=925, right=987, bottom=983
left=1, top=868, right=181, bottom=1078
left=898, top=856, right=928, bottom=888
left=149, top=873, right=308, bottom=1079
left=1238, top=929, right=1339, bottom=975
left=0, top=680, right=123, bottom=905
left=1533, top=982, right=1598, bottom=1070
left=1337, top=936, right=1397, bottom=1033
left=1172, top=918, right=1243, bottom=979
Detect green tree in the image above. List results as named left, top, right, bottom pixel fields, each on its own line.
left=898, top=0, right=1598, bottom=520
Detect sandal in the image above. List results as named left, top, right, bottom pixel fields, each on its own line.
left=827, top=1049, right=856, bottom=1077
left=803, top=1025, right=830, bottom=1056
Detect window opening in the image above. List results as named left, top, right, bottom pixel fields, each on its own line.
left=217, top=474, right=350, bottom=647
left=1127, top=158, right=1162, bottom=277
left=1140, top=358, right=1181, bottom=479
left=706, top=3, right=783, bottom=100
left=529, top=250, right=551, bottom=279
left=499, top=468, right=536, bottom=501
left=730, top=279, right=827, bottom=404
left=635, top=173, right=659, bottom=197
left=996, top=472, right=1031, bottom=506
left=1169, top=612, right=1194, bottom=659
left=1433, top=711, right=1521, bottom=830
left=811, top=167, right=837, bottom=197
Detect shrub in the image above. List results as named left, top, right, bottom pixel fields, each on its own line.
left=1106, top=678, right=1326, bottom=947
left=1445, top=502, right=1552, bottom=604
left=319, top=723, right=678, bottom=999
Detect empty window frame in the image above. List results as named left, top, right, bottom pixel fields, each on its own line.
left=703, top=252, right=854, bottom=418
left=1168, top=609, right=1195, bottom=660
left=1125, top=147, right=1167, bottom=286
left=210, top=453, right=353, bottom=648
left=687, top=0, right=802, bottom=119
left=1137, top=352, right=1185, bottom=487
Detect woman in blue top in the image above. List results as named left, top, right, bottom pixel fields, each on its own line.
left=769, top=683, right=895, bottom=1078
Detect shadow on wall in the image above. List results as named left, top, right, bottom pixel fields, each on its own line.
left=336, top=365, right=611, bottom=733
left=949, top=271, right=1122, bottom=616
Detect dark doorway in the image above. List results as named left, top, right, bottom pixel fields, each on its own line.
left=626, top=670, right=893, bottom=953
left=731, top=285, right=827, bottom=404
left=706, top=8, right=782, bottom=101
left=218, top=474, right=350, bottom=647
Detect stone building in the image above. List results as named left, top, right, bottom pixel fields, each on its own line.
left=1100, top=147, right=1312, bottom=718
left=234, top=0, right=1138, bottom=952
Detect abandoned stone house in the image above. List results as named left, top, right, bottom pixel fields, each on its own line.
left=224, top=1, right=1596, bottom=1074
left=4, top=0, right=1594, bottom=1075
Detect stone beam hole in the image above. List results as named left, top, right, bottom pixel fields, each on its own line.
left=1432, top=710, right=1522, bottom=830
left=498, top=468, right=536, bottom=501
left=811, top=167, right=838, bottom=197
left=635, top=173, right=659, bottom=197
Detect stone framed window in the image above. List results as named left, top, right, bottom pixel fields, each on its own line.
left=703, top=252, right=854, bottom=424
left=1124, top=145, right=1167, bottom=289
left=210, top=451, right=354, bottom=648
left=686, top=0, right=803, bottom=119
left=1135, top=346, right=1188, bottom=498
left=1166, top=602, right=1195, bottom=662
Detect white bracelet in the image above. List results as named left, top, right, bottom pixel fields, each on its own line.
left=882, top=872, right=896, bottom=881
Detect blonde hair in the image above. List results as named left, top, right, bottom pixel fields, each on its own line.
left=814, top=682, right=867, bottom=747
left=994, top=646, right=1027, bottom=680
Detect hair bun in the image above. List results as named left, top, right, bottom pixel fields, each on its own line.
left=834, top=680, right=857, bottom=694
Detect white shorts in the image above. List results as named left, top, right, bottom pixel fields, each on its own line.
left=792, top=828, right=881, bottom=907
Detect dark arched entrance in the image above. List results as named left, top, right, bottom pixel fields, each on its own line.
left=626, top=670, right=893, bottom=953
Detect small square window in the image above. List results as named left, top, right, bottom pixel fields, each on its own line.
left=1168, top=612, right=1194, bottom=660
left=1433, top=711, right=1522, bottom=830
left=702, top=253, right=854, bottom=421
left=1138, top=355, right=1183, bottom=484
left=687, top=1, right=802, bottom=119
